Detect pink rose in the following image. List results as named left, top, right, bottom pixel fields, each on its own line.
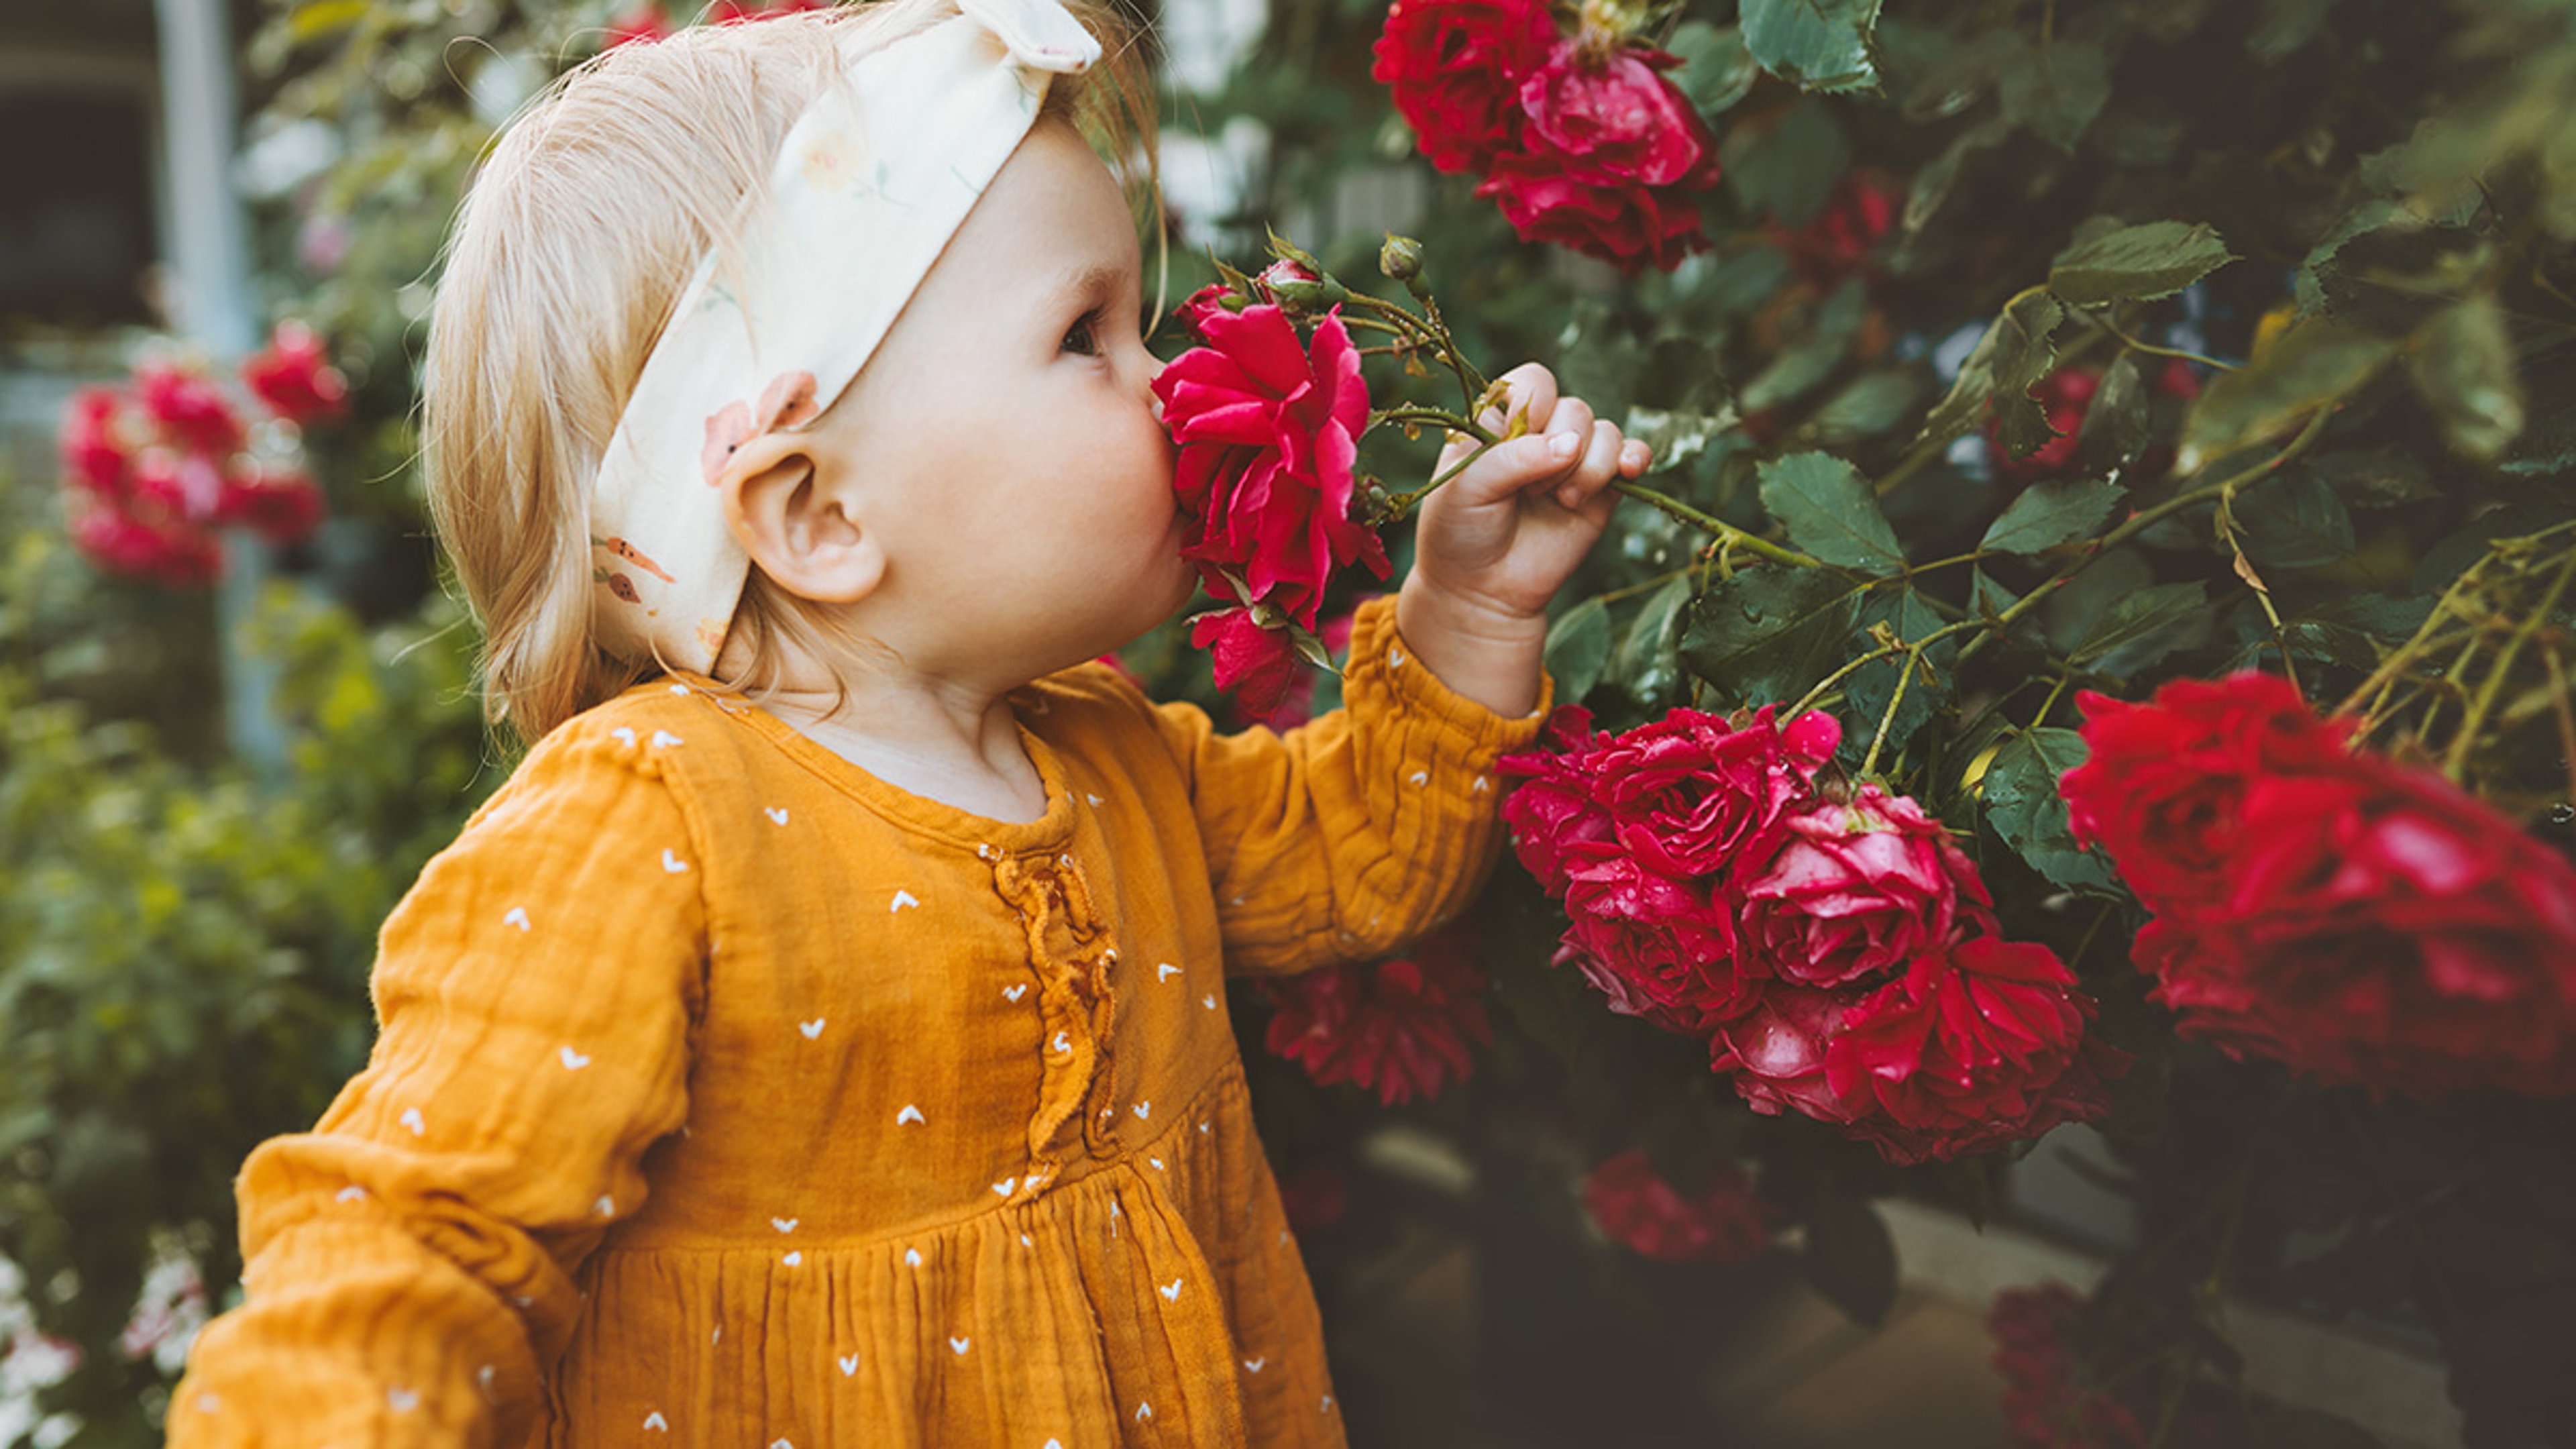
left=133, top=362, right=245, bottom=458
left=241, top=321, right=347, bottom=427
left=1153, top=303, right=1387, bottom=632
left=1739, top=786, right=1996, bottom=989
left=1516, top=40, right=1713, bottom=189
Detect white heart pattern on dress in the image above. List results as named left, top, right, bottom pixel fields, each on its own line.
left=838, top=1353, right=859, bottom=1377
left=1159, top=1277, right=1182, bottom=1302
left=335, top=1185, right=367, bottom=1203
left=799, top=1018, right=825, bottom=1040
left=991, top=1178, right=1014, bottom=1197
left=398, top=1107, right=424, bottom=1136
left=1135, top=1402, right=1154, bottom=1421
left=559, top=1046, right=592, bottom=1070
left=661, top=848, right=689, bottom=873
left=650, top=730, right=682, bottom=748
left=1003, top=983, right=1027, bottom=1002
left=1203, top=994, right=1218, bottom=1010
left=771, top=1217, right=798, bottom=1234
left=1243, top=1356, right=1265, bottom=1373
left=896, top=1104, right=924, bottom=1125
left=781, top=1250, right=802, bottom=1267
left=1409, top=770, right=1429, bottom=786
left=1133, top=1101, right=1150, bottom=1120
left=1157, top=963, right=1181, bottom=981
left=610, top=727, right=637, bottom=746
left=502, top=906, right=531, bottom=931
left=643, top=1410, right=668, bottom=1431
left=765, top=807, right=789, bottom=825
left=1051, top=1031, right=1071, bottom=1054
left=594, top=1195, right=614, bottom=1217
left=904, top=1248, right=923, bottom=1267
left=386, top=1387, right=419, bottom=1412
left=949, top=1336, right=971, bottom=1355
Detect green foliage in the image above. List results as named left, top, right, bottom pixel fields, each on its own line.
left=0, top=529, right=487, bottom=1436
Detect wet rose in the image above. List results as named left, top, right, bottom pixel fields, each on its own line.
left=1556, top=863, right=1750, bottom=1034
left=1582, top=1149, right=1773, bottom=1265
left=1587, top=707, right=1841, bottom=878
left=1739, top=785, right=1996, bottom=989
left=1260, top=922, right=1494, bottom=1106
left=1371, top=0, right=1558, bottom=175
left=1152, top=302, right=1387, bottom=633
left=1819, top=938, right=2127, bottom=1166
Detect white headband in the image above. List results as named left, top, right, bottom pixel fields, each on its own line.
left=588, top=0, right=1102, bottom=672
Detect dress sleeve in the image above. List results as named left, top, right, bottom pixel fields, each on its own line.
left=1153, top=596, right=1550, bottom=977
left=167, top=718, right=707, bottom=1446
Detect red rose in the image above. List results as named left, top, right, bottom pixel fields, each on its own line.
left=217, top=466, right=325, bottom=546
left=1818, top=937, right=2127, bottom=1165
left=1475, top=154, right=1712, bottom=275
left=1188, top=607, right=1301, bottom=720
left=1260, top=922, right=1494, bottom=1106
left=1707, top=983, right=1856, bottom=1126
left=1985, top=367, right=2098, bottom=481
left=1153, top=303, right=1386, bottom=632
left=1250, top=606, right=1361, bottom=731
left=1515, top=40, right=1713, bottom=189
left=1497, top=704, right=1614, bottom=894
left=1587, top=707, right=1841, bottom=878
left=241, top=321, right=347, bottom=427
left=603, top=5, right=672, bottom=46
left=66, top=500, right=223, bottom=588
left=1582, top=1149, right=1773, bottom=1264
left=60, top=388, right=131, bottom=496
left=1739, top=785, right=1996, bottom=989
left=2137, top=759, right=2576, bottom=1097
left=133, top=362, right=245, bottom=458
left=2062, top=673, right=2349, bottom=913
left=1371, top=0, right=1558, bottom=175
left=1556, top=861, right=1750, bottom=1034
left=1989, top=1285, right=2153, bottom=1449
left=131, top=447, right=227, bottom=526
left=1777, top=170, right=1900, bottom=288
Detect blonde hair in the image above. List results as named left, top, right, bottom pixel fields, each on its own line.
left=423, top=0, right=1160, bottom=750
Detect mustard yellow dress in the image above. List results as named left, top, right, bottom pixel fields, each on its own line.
left=168, top=600, right=1542, bottom=1447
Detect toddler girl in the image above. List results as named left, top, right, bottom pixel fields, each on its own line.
left=170, top=0, right=1646, bottom=1443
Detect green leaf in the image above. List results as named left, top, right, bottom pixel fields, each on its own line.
left=2410, top=295, right=2526, bottom=462
left=1666, top=22, right=1762, bottom=115
left=1919, top=291, right=2065, bottom=448
left=1982, top=477, right=2127, bottom=556
left=2308, top=220, right=2490, bottom=335
left=2077, top=355, right=2152, bottom=476
left=1739, top=0, right=1885, bottom=94
left=1723, top=101, right=1854, bottom=229
left=1678, top=566, right=1864, bottom=707
left=2047, top=221, right=2238, bottom=307
left=2180, top=319, right=2396, bottom=472
left=1758, top=452, right=1904, bottom=570
left=1543, top=597, right=1613, bottom=703
left=1803, top=1194, right=1899, bottom=1326
left=2069, top=580, right=2208, bottom=670
left=1809, top=370, right=1925, bottom=444
left=1981, top=729, right=2121, bottom=892
left=2295, top=443, right=2438, bottom=508
left=1903, top=117, right=2009, bottom=235
left=1843, top=588, right=1955, bottom=764
left=2234, top=472, right=2355, bottom=568
left=1997, top=39, right=2110, bottom=152
left=1615, top=574, right=1696, bottom=703
left=1739, top=278, right=1868, bottom=409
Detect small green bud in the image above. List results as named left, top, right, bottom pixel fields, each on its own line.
left=1379, top=234, right=1425, bottom=282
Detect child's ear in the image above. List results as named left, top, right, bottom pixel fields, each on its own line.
left=716, top=432, right=885, bottom=604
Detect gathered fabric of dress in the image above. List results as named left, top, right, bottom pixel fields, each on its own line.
left=168, top=598, right=1545, bottom=1448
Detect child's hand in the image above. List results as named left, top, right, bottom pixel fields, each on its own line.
left=1393, top=364, right=1647, bottom=717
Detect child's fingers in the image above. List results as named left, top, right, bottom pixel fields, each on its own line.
left=1477, top=362, right=1559, bottom=438
left=1552, top=419, right=1626, bottom=510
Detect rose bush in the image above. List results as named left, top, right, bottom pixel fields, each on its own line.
left=1581, top=1149, right=1772, bottom=1264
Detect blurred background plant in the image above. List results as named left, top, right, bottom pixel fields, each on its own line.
left=2, top=0, right=2572, bottom=1444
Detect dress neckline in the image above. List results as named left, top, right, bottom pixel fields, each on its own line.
left=657, top=672, right=1079, bottom=855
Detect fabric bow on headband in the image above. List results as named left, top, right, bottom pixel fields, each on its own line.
left=588, top=0, right=1102, bottom=674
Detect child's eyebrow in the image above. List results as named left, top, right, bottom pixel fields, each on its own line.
left=1048, top=261, right=1130, bottom=309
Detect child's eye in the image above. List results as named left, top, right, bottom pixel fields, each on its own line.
left=1061, top=309, right=1103, bottom=358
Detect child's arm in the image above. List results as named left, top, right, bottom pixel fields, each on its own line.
left=168, top=722, right=705, bottom=1446
left=1162, top=366, right=1640, bottom=973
